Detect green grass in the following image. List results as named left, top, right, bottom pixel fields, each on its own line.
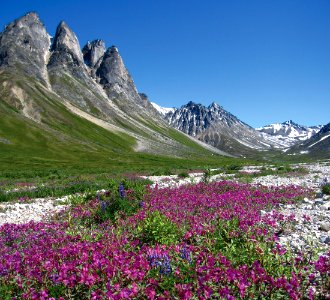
left=0, top=71, right=292, bottom=200
left=0, top=85, right=245, bottom=200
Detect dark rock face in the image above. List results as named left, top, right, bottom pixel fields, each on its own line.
left=97, top=47, right=136, bottom=91
left=165, top=101, right=251, bottom=137
left=82, top=39, right=105, bottom=70
left=0, top=12, right=50, bottom=84
left=164, top=101, right=273, bottom=155
left=96, top=46, right=142, bottom=106
left=48, top=21, right=86, bottom=74
left=288, top=122, right=330, bottom=158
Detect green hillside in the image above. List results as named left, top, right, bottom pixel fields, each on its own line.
left=0, top=73, right=242, bottom=178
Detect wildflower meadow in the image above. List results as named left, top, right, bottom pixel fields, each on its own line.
left=0, top=180, right=329, bottom=299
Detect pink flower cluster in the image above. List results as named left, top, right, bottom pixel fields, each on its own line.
left=0, top=181, right=328, bottom=299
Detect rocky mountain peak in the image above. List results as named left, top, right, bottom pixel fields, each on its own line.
left=12, top=12, right=40, bottom=25
left=82, top=39, right=105, bottom=69
left=96, top=45, right=138, bottom=96
left=0, top=11, right=50, bottom=84
left=162, top=100, right=273, bottom=154
left=282, top=120, right=301, bottom=128
left=48, top=20, right=84, bottom=68
left=209, top=102, right=220, bottom=110
left=186, top=101, right=197, bottom=107
left=256, top=120, right=323, bottom=148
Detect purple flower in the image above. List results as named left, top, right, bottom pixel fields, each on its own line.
left=100, top=201, right=107, bottom=212
left=147, top=251, right=172, bottom=276
left=118, top=183, right=125, bottom=198
left=180, top=246, right=192, bottom=264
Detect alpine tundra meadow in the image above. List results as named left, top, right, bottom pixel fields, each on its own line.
left=0, top=1, right=330, bottom=299
left=0, top=174, right=329, bottom=299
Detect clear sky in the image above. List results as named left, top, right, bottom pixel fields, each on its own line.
left=1, top=0, right=329, bottom=127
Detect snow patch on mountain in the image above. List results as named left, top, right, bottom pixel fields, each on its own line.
left=151, top=102, right=175, bottom=115
left=256, top=120, right=322, bottom=148
left=308, top=133, right=330, bottom=148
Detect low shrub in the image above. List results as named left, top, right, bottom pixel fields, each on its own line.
left=202, top=167, right=211, bottom=183
left=177, top=172, right=189, bottom=179
left=322, top=183, right=330, bottom=195
left=137, top=210, right=181, bottom=245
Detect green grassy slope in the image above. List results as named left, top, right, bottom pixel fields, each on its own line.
left=0, top=73, right=247, bottom=177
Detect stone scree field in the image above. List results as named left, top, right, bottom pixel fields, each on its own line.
left=0, top=163, right=329, bottom=299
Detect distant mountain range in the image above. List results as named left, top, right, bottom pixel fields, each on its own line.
left=256, top=120, right=322, bottom=148
left=152, top=101, right=276, bottom=157
left=0, top=12, right=328, bottom=163
left=152, top=102, right=329, bottom=157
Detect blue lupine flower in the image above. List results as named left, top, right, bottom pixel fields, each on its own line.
left=180, top=246, right=192, bottom=264
left=0, top=267, right=8, bottom=277
left=118, top=183, right=125, bottom=198
left=147, top=253, right=172, bottom=276
left=49, top=273, right=60, bottom=285
left=100, top=201, right=107, bottom=212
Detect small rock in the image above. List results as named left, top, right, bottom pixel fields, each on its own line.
left=319, top=222, right=330, bottom=232
left=320, top=203, right=330, bottom=211
left=315, top=192, right=323, bottom=198
left=304, top=205, right=314, bottom=210
left=302, top=198, right=313, bottom=205
left=320, top=236, right=330, bottom=244
left=314, top=199, right=324, bottom=205
left=323, top=195, right=330, bottom=201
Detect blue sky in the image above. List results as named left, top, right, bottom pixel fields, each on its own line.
left=1, top=0, right=329, bottom=127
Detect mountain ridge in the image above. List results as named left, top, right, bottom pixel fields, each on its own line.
left=0, top=12, right=328, bottom=163
left=152, top=101, right=327, bottom=156
left=155, top=101, right=277, bottom=157
left=0, top=11, right=230, bottom=171
left=256, top=120, right=322, bottom=148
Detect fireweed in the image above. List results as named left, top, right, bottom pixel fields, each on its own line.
left=0, top=181, right=328, bottom=299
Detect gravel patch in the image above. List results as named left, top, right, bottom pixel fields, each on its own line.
left=0, top=197, right=68, bottom=226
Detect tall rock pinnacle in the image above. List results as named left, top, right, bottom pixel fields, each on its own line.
left=82, top=39, right=105, bottom=69
left=0, top=12, right=50, bottom=84
left=48, top=21, right=85, bottom=72
left=96, top=46, right=141, bottom=104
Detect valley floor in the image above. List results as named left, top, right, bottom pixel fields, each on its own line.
left=1, top=162, right=329, bottom=257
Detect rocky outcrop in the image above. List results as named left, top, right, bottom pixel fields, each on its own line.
left=0, top=12, right=50, bottom=85
left=96, top=46, right=140, bottom=103
left=48, top=21, right=87, bottom=78
left=82, top=39, right=105, bottom=73
left=0, top=12, right=159, bottom=119
left=165, top=101, right=251, bottom=135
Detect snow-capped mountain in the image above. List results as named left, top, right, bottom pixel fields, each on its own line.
left=256, top=120, right=322, bottom=148
left=153, top=101, right=279, bottom=157
left=288, top=122, right=330, bottom=158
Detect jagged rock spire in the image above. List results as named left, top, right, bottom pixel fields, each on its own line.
left=82, top=39, right=105, bottom=69
left=97, top=46, right=128, bottom=84
left=96, top=46, right=141, bottom=103
left=0, top=12, right=50, bottom=84
left=48, top=21, right=84, bottom=69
